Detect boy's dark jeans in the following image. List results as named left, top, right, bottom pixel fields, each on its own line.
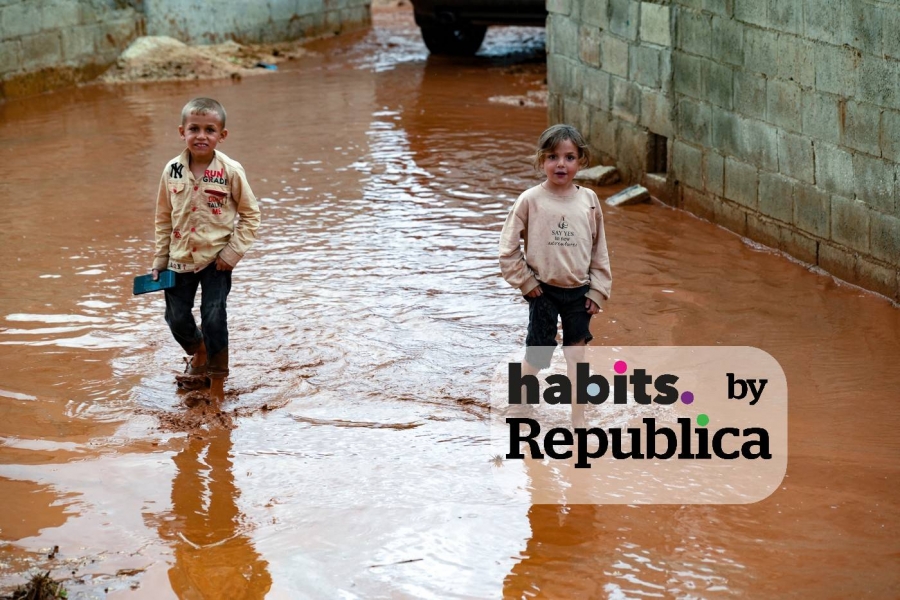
left=164, top=263, right=231, bottom=377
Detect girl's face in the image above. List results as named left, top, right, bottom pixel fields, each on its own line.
left=542, top=139, right=580, bottom=193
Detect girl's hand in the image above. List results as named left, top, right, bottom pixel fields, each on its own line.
left=585, top=298, right=600, bottom=314
left=525, top=286, right=543, bottom=299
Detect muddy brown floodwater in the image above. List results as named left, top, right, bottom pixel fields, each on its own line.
left=1, top=6, right=899, bottom=599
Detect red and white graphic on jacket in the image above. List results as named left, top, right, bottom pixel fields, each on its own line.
left=205, top=189, right=227, bottom=215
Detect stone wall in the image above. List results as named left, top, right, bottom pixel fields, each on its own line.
left=0, top=0, right=143, bottom=99
left=0, top=0, right=371, bottom=100
left=549, top=0, right=900, bottom=302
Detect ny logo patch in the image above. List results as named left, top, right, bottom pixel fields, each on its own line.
left=169, top=163, right=184, bottom=178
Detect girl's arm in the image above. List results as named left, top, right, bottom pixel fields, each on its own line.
left=587, top=194, right=612, bottom=306
left=499, top=195, right=540, bottom=296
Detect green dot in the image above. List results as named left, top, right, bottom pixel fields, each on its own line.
left=697, top=414, right=709, bottom=427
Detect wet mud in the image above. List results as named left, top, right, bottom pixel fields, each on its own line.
left=1, top=4, right=899, bottom=598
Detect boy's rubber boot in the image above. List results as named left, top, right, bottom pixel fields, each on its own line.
left=207, top=348, right=228, bottom=403
left=176, top=341, right=209, bottom=390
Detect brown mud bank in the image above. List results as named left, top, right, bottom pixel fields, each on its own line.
left=1, top=3, right=899, bottom=599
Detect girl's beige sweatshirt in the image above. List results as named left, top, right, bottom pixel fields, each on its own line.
left=499, top=183, right=612, bottom=306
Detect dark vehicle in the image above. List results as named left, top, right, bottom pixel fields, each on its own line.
left=411, top=0, right=547, bottom=55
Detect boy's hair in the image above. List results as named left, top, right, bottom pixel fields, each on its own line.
left=534, top=124, right=591, bottom=170
left=181, top=97, right=227, bottom=127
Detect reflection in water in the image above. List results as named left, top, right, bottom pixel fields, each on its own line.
left=158, top=429, right=271, bottom=598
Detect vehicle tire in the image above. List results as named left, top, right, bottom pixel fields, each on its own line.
left=419, top=24, right=488, bottom=56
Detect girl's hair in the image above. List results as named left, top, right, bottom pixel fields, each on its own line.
left=181, top=97, right=227, bottom=127
left=533, top=124, right=591, bottom=170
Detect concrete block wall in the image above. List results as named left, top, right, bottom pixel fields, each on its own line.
left=0, top=0, right=371, bottom=100
left=550, top=0, right=900, bottom=302
left=143, top=0, right=371, bottom=45
left=0, top=0, right=143, bottom=99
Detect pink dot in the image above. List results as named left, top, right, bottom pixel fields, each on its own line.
left=681, top=391, right=694, bottom=404
left=614, top=360, right=627, bottom=374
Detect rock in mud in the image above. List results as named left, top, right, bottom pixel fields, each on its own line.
left=605, top=185, right=651, bottom=207
left=575, top=165, right=620, bottom=185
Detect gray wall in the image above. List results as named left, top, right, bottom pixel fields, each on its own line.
left=549, top=0, right=900, bottom=302
left=0, top=0, right=371, bottom=99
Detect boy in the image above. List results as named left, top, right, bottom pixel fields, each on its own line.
left=499, top=124, right=612, bottom=427
left=151, top=97, right=260, bottom=403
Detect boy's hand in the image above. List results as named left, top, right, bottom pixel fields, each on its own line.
left=524, top=286, right=543, bottom=299
left=151, top=269, right=159, bottom=281
left=585, top=298, right=600, bottom=315
left=216, top=256, right=234, bottom=271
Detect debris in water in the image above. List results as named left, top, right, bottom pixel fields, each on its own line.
left=605, top=185, right=651, bottom=207
left=4, top=571, right=68, bottom=599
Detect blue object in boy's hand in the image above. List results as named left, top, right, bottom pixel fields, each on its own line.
left=133, top=270, right=175, bottom=295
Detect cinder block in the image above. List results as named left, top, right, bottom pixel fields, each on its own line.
left=804, top=0, right=841, bottom=45
left=842, top=0, right=882, bottom=55
left=600, top=33, right=629, bottom=78
left=842, top=100, right=882, bottom=157
left=21, top=31, right=62, bottom=71
left=735, top=0, right=767, bottom=27
left=683, top=187, right=716, bottom=220
left=549, top=14, right=579, bottom=57
left=794, top=183, right=831, bottom=237
left=724, top=158, right=759, bottom=209
left=818, top=242, right=859, bottom=284
left=746, top=214, right=788, bottom=252
left=801, top=91, right=841, bottom=145
left=640, top=87, right=673, bottom=137
left=630, top=45, right=660, bottom=88
left=717, top=199, right=749, bottom=235
left=881, top=109, right=900, bottom=163
left=885, top=9, right=900, bottom=60
left=641, top=2, right=670, bottom=46
left=41, top=1, right=81, bottom=31
left=616, top=122, right=650, bottom=177
left=856, top=257, right=900, bottom=302
left=677, top=9, right=711, bottom=57
left=734, top=70, right=767, bottom=120
left=743, top=27, right=779, bottom=78
left=870, top=212, right=900, bottom=265
left=853, top=154, right=896, bottom=214
left=611, top=76, right=641, bottom=123
left=712, top=106, right=741, bottom=157
left=582, top=66, right=610, bottom=110
left=704, top=150, right=725, bottom=196
left=740, top=118, right=779, bottom=172
left=706, top=60, right=733, bottom=109
left=548, top=92, right=563, bottom=123
left=548, top=0, right=572, bottom=15
left=777, top=131, right=816, bottom=184
left=673, top=51, right=705, bottom=99
left=564, top=97, right=590, bottom=134
left=815, top=43, right=858, bottom=99
left=590, top=110, right=616, bottom=156
left=858, top=54, right=900, bottom=111
left=767, top=79, right=802, bottom=132
left=580, top=25, right=602, bottom=66
left=60, top=23, right=99, bottom=62
left=271, top=0, right=301, bottom=20
left=815, top=142, right=855, bottom=198
left=674, top=141, right=704, bottom=190
left=606, top=185, right=651, bottom=206
left=777, top=35, right=815, bottom=88
left=582, top=0, right=610, bottom=28
left=677, top=98, right=711, bottom=146
left=609, top=0, right=639, bottom=41
left=711, top=16, right=743, bottom=66
left=767, top=0, right=802, bottom=35
left=0, top=39, right=20, bottom=74
left=759, top=172, right=795, bottom=223
left=702, top=0, right=730, bottom=17
left=831, top=195, right=870, bottom=253
left=0, top=2, right=40, bottom=38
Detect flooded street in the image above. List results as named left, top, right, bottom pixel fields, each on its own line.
left=2, top=6, right=899, bottom=598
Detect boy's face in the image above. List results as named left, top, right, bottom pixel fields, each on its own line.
left=542, top=138, right=580, bottom=192
left=179, top=111, right=227, bottom=164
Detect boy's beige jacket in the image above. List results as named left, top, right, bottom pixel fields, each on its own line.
left=153, top=149, right=260, bottom=273
left=499, top=184, right=612, bottom=306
